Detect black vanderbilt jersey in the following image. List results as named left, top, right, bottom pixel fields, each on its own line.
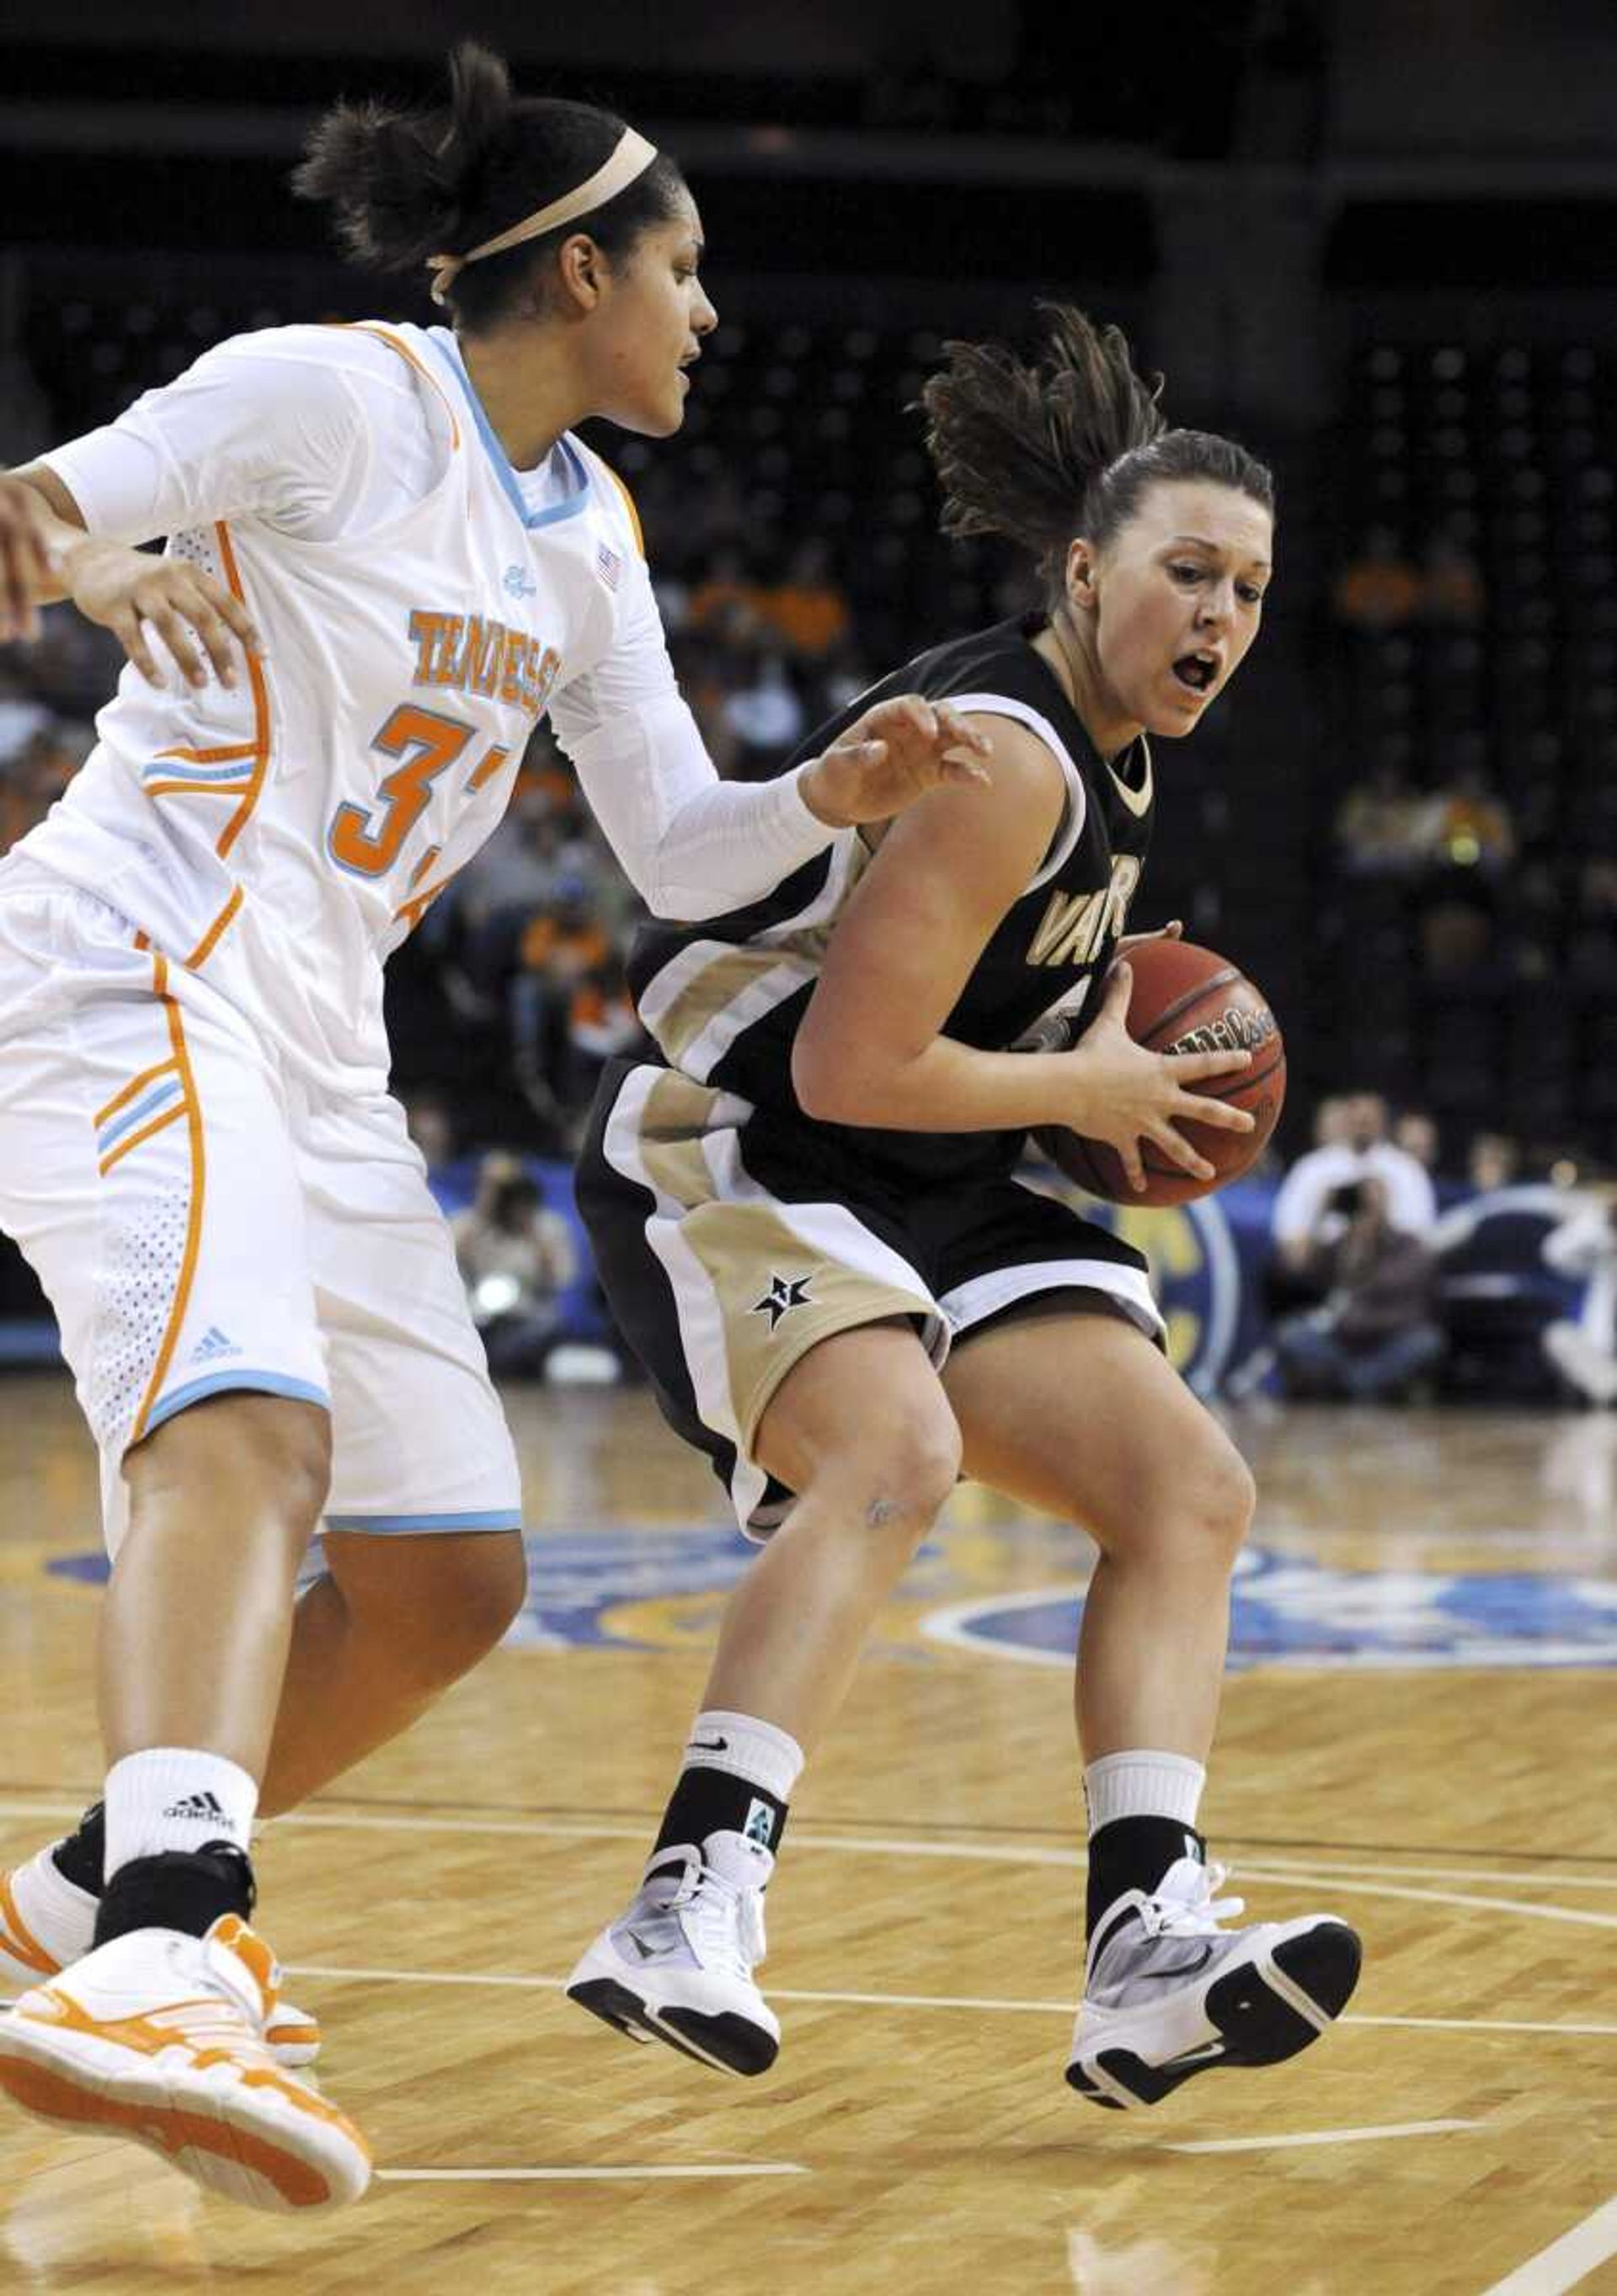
left=627, top=613, right=1155, bottom=1182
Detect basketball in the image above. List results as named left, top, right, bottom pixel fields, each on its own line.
left=1040, top=938, right=1285, bottom=1207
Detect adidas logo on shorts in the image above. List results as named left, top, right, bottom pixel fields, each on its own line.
left=189, top=1325, right=241, bottom=1364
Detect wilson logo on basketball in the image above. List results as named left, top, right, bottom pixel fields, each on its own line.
left=1164, top=1004, right=1278, bottom=1057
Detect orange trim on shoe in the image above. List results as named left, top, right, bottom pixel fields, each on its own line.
left=0, top=1874, right=60, bottom=1979
left=0, top=2054, right=350, bottom=2208
left=13, top=1974, right=359, bottom=2140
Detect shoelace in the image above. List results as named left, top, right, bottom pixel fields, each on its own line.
left=1137, top=1858, right=1246, bottom=1942
left=678, top=1862, right=767, bottom=1980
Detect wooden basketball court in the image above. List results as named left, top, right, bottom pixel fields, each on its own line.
left=3, top=1370, right=1616, bottom=2293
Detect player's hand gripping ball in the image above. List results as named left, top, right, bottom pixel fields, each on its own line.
left=1044, top=939, right=1285, bottom=1207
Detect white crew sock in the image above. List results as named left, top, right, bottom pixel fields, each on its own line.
left=680, top=1710, right=804, bottom=1805
left=104, top=1749, right=259, bottom=1880
left=1084, top=1750, right=1207, bottom=1835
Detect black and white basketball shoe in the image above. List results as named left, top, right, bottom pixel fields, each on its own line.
left=1067, top=1857, right=1361, bottom=2110
left=565, top=1829, right=780, bottom=2076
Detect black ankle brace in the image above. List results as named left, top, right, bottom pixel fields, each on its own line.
left=51, top=1800, right=107, bottom=1896
left=93, top=1843, right=256, bottom=1947
left=1086, top=1816, right=1207, bottom=1942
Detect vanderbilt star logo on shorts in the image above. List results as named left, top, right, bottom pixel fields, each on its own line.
left=750, top=1273, right=813, bottom=1332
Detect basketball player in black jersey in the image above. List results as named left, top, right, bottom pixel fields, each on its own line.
left=565, top=306, right=1359, bottom=2110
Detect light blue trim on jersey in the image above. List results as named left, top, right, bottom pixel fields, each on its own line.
left=99, top=1078, right=184, bottom=1154
left=144, top=1370, right=331, bottom=1434
left=141, top=762, right=255, bottom=786
left=323, top=1509, right=525, bottom=1534
left=427, top=327, right=591, bottom=532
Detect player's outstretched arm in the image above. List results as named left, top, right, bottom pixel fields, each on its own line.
left=0, top=464, right=259, bottom=691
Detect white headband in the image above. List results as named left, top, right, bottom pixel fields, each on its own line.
left=428, top=127, right=659, bottom=306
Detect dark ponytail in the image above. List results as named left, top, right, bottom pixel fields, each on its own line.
left=921, top=303, right=1274, bottom=596
left=291, top=42, right=687, bottom=330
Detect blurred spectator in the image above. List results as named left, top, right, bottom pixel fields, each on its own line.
left=454, top=790, right=568, bottom=932
left=1467, top=1132, right=1521, bottom=1195
left=688, top=545, right=769, bottom=644
left=762, top=538, right=851, bottom=661
left=1311, top=1095, right=1353, bottom=1149
left=3, top=600, right=121, bottom=716
left=451, top=1151, right=579, bottom=1380
left=1332, top=529, right=1422, bottom=630
left=819, top=641, right=877, bottom=717
left=1540, top=1187, right=1617, bottom=1406
left=1417, top=890, right=1499, bottom=984
left=1420, top=528, right=1486, bottom=626
left=1428, top=765, right=1516, bottom=875
left=1394, top=1109, right=1441, bottom=1179
left=723, top=647, right=807, bottom=776
left=1273, top=1175, right=1446, bottom=1401
left=2, top=719, right=93, bottom=851
left=510, top=877, right=613, bottom=1145
left=402, top=1088, right=456, bottom=1172
left=0, top=669, right=54, bottom=775
left=567, top=953, right=643, bottom=1105
left=1271, top=1090, right=1438, bottom=1274
left=668, top=631, right=741, bottom=777
left=1335, top=759, right=1515, bottom=883
left=1334, top=759, right=1431, bottom=876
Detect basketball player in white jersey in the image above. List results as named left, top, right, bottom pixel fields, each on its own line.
left=0, top=44, right=985, bottom=2209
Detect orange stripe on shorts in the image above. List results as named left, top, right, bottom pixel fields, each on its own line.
left=130, top=966, right=206, bottom=1446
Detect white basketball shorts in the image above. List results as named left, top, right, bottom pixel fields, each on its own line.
left=0, top=877, right=521, bottom=1553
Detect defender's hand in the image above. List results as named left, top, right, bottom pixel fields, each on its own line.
left=799, top=695, right=991, bottom=828
left=65, top=539, right=260, bottom=690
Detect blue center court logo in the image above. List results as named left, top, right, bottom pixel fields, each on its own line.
left=922, top=1543, right=1617, bottom=1670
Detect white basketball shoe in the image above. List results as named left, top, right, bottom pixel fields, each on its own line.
left=0, top=1844, right=321, bottom=2068
left=566, top=1829, right=780, bottom=2075
left=1067, top=1857, right=1361, bottom=2109
left=0, top=1915, right=370, bottom=2211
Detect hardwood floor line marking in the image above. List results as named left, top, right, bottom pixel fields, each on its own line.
left=376, top=2164, right=808, bottom=2183
left=1476, top=2195, right=1617, bottom=2296
left=286, top=1963, right=1617, bottom=2039
left=1165, top=2118, right=1484, bottom=2155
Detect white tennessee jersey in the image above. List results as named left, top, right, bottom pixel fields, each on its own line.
left=10, top=321, right=652, bottom=1096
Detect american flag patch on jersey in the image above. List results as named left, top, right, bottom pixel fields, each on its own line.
left=595, top=541, right=623, bottom=591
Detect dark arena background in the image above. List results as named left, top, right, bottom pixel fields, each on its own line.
left=3, top=8, right=1617, bottom=2291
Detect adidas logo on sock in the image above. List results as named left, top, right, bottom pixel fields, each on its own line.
left=163, top=1790, right=229, bottom=1823
left=189, top=1325, right=241, bottom=1364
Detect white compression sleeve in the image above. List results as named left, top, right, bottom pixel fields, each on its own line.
left=548, top=509, right=837, bottom=919
left=40, top=329, right=439, bottom=546
left=558, top=689, right=835, bottom=921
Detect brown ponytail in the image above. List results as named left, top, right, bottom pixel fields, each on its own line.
left=921, top=303, right=1273, bottom=594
